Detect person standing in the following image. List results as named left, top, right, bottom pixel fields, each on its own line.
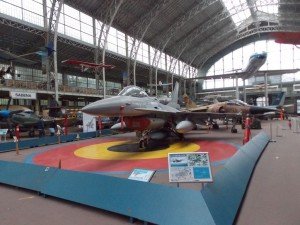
left=49, top=119, right=57, bottom=136
left=37, top=118, right=45, bottom=137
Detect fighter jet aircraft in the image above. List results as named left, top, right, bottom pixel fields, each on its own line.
left=82, top=82, right=239, bottom=148
left=0, top=107, right=42, bottom=137
left=183, top=93, right=284, bottom=115
left=0, top=98, right=43, bottom=137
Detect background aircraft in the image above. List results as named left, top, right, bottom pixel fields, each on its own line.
left=183, top=92, right=284, bottom=115
left=0, top=100, right=42, bottom=137
left=220, top=52, right=300, bottom=79
left=187, top=52, right=300, bottom=81
left=61, top=59, right=115, bottom=72
left=82, top=82, right=239, bottom=148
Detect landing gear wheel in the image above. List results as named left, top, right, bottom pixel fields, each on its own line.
left=139, top=140, right=144, bottom=149
left=212, top=123, right=219, bottom=129
left=28, top=130, right=35, bottom=137
left=139, top=139, right=148, bottom=149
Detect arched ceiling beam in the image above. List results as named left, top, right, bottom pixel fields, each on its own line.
left=95, top=0, right=124, bottom=98
left=169, top=0, right=299, bottom=59
left=197, top=24, right=300, bottom=73
left=126, top=0, right=171, bottom=85
left=0, top=16, right=45, bottom=36
left=63, top=0, right=111, bottom=21
left=166, top=7, right=231, bottom=55
left=184, top=23, right=236, bottom=70
left=183, top=3, right=292, bottom=68
left=148, top=0, right=218, bottom=94
left=149, top=0, right=218, bottom=79
left=149, top=0, right=218, bottom=45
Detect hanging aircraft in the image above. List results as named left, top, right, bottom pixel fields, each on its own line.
left=82, top=82, right=239, bottom=148
left=61, top=59, right=115, bottom=72
left=186, top=52, right=300, bottom=81
left=147, top=81, right=173, bottom=87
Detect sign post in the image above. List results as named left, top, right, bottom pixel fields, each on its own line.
left=13, top=136, right=19, bottom=155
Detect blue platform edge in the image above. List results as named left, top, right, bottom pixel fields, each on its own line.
left=0, top=132, right=270, bottom=225
left=201, top=131, right=270, bottom=225
left=0, top=129, right=112, bottom=153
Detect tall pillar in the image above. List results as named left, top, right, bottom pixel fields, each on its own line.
left=264, top=73, right=268, bottom=106
left=243, top=79, right=246, bottom=102
left=235, top=76, right=239, bottom=100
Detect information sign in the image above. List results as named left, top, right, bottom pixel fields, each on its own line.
left=10, top=91, right=36, bottom=100
left=0, top=129, right=8, bottom=141
left=128, top=168, right=155, bottom=182
left=168, top=152, right=213, bottom=183
left=83, top=113, right=96, bottom=132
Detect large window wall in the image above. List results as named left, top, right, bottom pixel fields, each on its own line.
left=204, top=40, right=300, bottom=90
left=0, top=0, right=197, bottom=78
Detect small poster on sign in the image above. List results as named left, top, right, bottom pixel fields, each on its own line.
left=168, top=152, right=213, bottom=183
left=128, top=168, right=155, bottom=182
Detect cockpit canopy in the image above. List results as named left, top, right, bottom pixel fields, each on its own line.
left=118, top=86, right=148, bottom=97
left=227, top=99, right=249, bottom=106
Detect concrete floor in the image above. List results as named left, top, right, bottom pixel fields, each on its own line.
left=0, top=120, right=299, bottom=225
left=236, top=119, right=300, bottom=225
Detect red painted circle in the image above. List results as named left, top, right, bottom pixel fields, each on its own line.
left=32, top=138, right=237, bottom=172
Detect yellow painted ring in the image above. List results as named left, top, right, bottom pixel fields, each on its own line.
left=74, top=141, right=200, bottom=160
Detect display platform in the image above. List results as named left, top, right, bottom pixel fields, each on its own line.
left=25, top=134, right=238, bottom=173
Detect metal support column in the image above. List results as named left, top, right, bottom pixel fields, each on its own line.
left=243, top=79, right=246, bottom=102
left=45, top=0, right=63, bottom=102
left=235, top=76, right=239, bottom=100
left=264, top=72, right=268, bottom=106
left=95, top=0, right=124, bottom=98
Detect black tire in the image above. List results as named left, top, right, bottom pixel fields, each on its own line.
left=212, top=123, right=219, bottom=129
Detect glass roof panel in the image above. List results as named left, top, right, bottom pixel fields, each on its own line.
left=222, top=0, right=251, bottom=26
left=255, top=0, right=278, bottom=14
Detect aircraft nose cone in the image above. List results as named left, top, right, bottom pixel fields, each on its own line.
left=249, top=106, right=278, bottom=114
left=82, top=96, right=125, bottom=116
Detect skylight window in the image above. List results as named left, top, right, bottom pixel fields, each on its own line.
left=255, top=0, right=278, bottom=14
left=222, top=0, right=251, bottom=26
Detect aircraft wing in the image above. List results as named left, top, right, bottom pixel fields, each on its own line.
left=134, top=107, right=240, bottom=121
left=176, top=111, right=241, bottom=120
left=185, top=105, right=210, bottom=112
left=134, top=108, right=173, bottom=114
left=186, top=68, right=300, bottom=80
left=253, top=69, right=300, bottom=77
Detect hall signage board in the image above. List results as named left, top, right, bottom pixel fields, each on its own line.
left=128, top=168, right=155, bottom=182
left=10, top=91, right=36, bottom=100
left=83, top=113, right=96, bottom=132
left=168, top=152, right=213, bottom=183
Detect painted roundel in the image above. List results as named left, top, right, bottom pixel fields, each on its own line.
left=30, top=138, right=237, bottom=172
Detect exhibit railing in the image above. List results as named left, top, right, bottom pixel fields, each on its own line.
left=2, top=79, right=119, bottom=97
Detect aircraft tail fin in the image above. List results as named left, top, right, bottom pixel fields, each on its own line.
left=167, top=82, right=180, bottom=109
left=182, top=94, right=198, bottom=109
left=213, top=98, right=219, bottom=104
left=270, top=92, right=286, bottom=107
